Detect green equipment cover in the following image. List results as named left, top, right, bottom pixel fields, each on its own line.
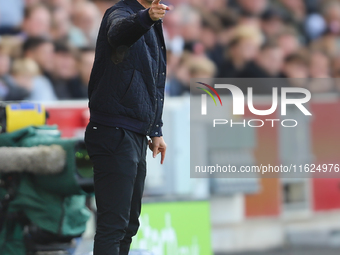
left=0, top=126, right=91, bottom=255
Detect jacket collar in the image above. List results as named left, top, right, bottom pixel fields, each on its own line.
left=123, top=0, right=146, bottom=13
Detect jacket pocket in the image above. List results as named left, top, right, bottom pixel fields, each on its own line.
left=119, top=69, right=142, bottom=107
left=119, top=69, right=136, bottom=104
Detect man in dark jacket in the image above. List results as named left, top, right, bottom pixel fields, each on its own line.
left=84, top=0, right=169, bottom=254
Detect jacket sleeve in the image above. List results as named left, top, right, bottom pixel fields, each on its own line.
left=149, top=103, right=164, bottom=137
left=149, top=121, right=163, bottom=137
left=107, top=8, right=156, bottom=50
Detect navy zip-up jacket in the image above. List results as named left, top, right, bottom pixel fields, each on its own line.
left=88, top=0, right=166, bottom=137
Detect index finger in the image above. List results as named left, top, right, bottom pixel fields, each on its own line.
left=160, top=149, right=166, bottom=164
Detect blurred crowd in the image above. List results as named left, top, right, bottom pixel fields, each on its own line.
left=1, top=0, right=340, bottom=101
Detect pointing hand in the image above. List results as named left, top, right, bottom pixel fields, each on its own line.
left=149, top=0, right=172, bottom=21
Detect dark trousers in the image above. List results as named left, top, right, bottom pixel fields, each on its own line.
left=84, top=121, right=147, bottom=255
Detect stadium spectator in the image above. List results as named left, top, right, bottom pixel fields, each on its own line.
left=237, top=41, right=284, bottom=78
left=236, top=0, right=269, bottom=16
left=280, top=53, right=309, bottom=89
left=166, top=52, right=216, bottom=96
left=275, top=28, right=301, bottom=57
left=23, top=37, right=55, bottom=80
left=281, top=53, right=309, bottom=81
left=0, top=45, right=29, bottom=101
left=310, top=1, right=340, bottom=56
left=22, top=4, right=52, bottom=38
left=50, top=41, right=85, bottom=99
left=71, top=1, right=101, bottom=47
left=274, top=0, right=307, bottom=33
left=309, top=51, right=331, bottom=78
left=163, top=9, right=185, bottom=78
left=261, top=8, right=286, bottom=39
left=175, top=5, right=202, bottom=53
left=308, top=51, right=334, bottom=93
left=218, top=26, right=262, bottom=78
left=11, top=58, right=57, bottom=101
left=51, top=7, right=87, bottom=47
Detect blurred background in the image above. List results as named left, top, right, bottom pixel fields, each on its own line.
left=1, top=0, right=340, bottom=254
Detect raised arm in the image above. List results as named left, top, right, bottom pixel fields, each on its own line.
left=107, top=0, right=170, bottom=50
left=107, top=8, right=154, bottom=50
